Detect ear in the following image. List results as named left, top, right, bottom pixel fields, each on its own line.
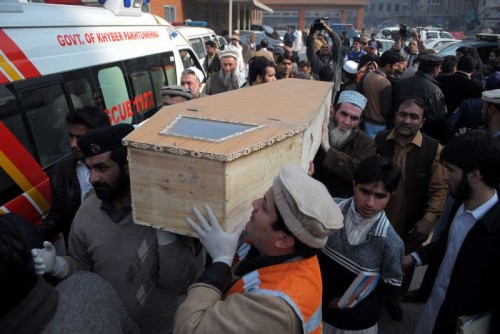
left=467, top=169, right=482, bottom=184
left=256, top=75, right=263, bottom=84
left=274, top=232, right=295, bottom=249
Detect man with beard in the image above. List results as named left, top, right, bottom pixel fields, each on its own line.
left=180, top=67, right=205, bottom=99
left=313, top=91, right=376, bottom=198
left=404, top=130, right=500, bottom=334
left=242, top=56, right=276, bottom=87
left=276, top=53, right=295, bottom=79
left=375, top=97, right=448, bottom=320
left=31, top=124, right=197, bottom=334
left=204, top=50, right=245, bottom=95
left=482, top=89, right=500, bottom=138
left=38, top=106, right=110, bottom=247
left=174, top=164, right=343, bottom=333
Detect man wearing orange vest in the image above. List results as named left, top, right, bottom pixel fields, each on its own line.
left=174, top=164, right=344, bottom=333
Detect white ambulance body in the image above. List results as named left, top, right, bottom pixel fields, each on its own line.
left=0, top=0, right=204, bottom=225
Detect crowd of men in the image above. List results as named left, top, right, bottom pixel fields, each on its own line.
left=2, top=20, right=500, bottom=334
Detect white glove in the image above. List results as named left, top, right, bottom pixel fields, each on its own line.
left=186, top=205, right=246, bottom=266
left=31, top=241, right=68, bottom=278
left=156, top=229, right=177, bottom=245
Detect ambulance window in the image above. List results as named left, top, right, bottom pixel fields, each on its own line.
left=0, top=85, right=30, bottom=203
left=161, top=52, right=177, bottom=86
left=19, top=83, right=70, bottom=168
left=125, top=56, right=161, bottom=117
left=188, top=38, right=205, bottom=62
left=62, top=70, right=96, bottom=108
left=96, top=66, right=132, bottom=125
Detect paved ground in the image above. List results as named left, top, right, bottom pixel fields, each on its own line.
left=378, top=266, right=427, bottom=333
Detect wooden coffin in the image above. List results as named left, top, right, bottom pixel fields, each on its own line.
left=123, top=79, right=333, bottom=236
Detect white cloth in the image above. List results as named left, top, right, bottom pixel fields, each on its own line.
left=323, top=321, right=378, bottom=334
left=293, top=30, right=303, bottom=52
left=414, top=191, right=498, bottom=334
left=344, top=201, right=380, bottom=245
left=76, top=161, right=92, bottom=203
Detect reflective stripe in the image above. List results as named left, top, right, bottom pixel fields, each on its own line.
left=22, top=192, right=43, bottom=215
left=0, top=206, right=10, bottom=213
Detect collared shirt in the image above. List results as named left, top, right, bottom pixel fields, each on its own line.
left=76, top=160, right=92, bottom=203
left=344, top=200, right=381, bottom=245
left=414, top=191, right=499, bottom=334
left=383, top=130, right=447, bottom=237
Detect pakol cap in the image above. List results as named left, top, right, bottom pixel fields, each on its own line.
left=219, top=50, right=239, bottom=60
left=343, top=60, right=358, bottom=74
left=272, top=46, right=285, bottom=55
left=78, top=123, right=134, bottom=158
left=482, top=89, right=500, bottom=104
left=161, top=85, right=194, bottom=100
left=418, top=55, right=443, bottom=66
left=272, top=164, right=343, bottom=248
left=337, top=90, right=367, bottom=111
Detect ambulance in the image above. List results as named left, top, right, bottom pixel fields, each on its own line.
left=0, top=0, right=204, bottom=225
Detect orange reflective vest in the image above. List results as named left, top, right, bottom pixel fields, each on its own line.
left=224, top=249, right=323, bottom=334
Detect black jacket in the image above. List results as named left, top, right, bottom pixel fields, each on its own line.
left=38, top=157, right=81, bottom=245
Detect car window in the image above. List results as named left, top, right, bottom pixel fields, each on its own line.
left=427, top=32, right=439, bottom=39
left=440, top=32, right=453, bottom=38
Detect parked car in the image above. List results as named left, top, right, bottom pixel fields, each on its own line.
left=331, top=23, right=357, bottom=44
left=378, top=38, right=395, bottom=54
left=423, top=38, right=461, bottom=51
left=250, top=24, right=275, bottom=39
left=236, top=30, right=284, bottom=50
left=437, top=40, right=500, bottom=64
left=217, top=35, right=228, bottom=50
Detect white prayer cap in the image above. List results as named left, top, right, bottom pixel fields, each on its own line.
left=185, top=67, right=205, bottom=83
left=336, top=90, right=367, bottom=111
left=343, top=60, right=358, bottom=75
left=482, top=89, right=500, bottom=104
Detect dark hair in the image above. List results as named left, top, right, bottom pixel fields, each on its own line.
left=204, top=40, right=216, bottom=48
left=440, top=55, right=457, bottom=74
left=319, top=65, right=335, bottom=82
left=248, top=56, right=276, bottom=84
left=352, top=36, right=362, bottom=44
left=441, top=130, right=500, bottom=188
left=457, top=55, right=474, bottom=73
left=276, top=53, right=293, bottom=64
left=397, top=96, right=427, bottom=118
left=0, top=216, right=38, bottom=316
left=284, top=41, right=293, bottom=47
left=493, top=48, right=500, bottom=57
left=297, top=60, right=311, bottom=68
left=66, top=105, right=110, bottom=129
left=379, top=50, right=401, bottom=67
left=271, top=206, right=318, bottom=258
left=353, top=155, right=401, bottom=192
left=260, top=39, right=269, bottom=48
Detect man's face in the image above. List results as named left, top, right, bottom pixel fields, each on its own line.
left=231, top=38, right=239, bottom=46
left=352, top=41, right=361, bottom=51
left=394, top=101, right=425, bottom=139
left=395, top=61, right=406, bottom=75
left=332, top=103, right=362, bottom=132
left=250, top=35, right=256, bottom=43
left=205, top=44, right=216, bottom=56
left=367, top=47, right=376, bottom=55
left=69, top=123, right=90, bottom=161
left=278, top=58, right=293, bottom=76
left=181, top=73, right=201, bottom=98
left=220, top=57, right=237, bottom=74
left=444, top=162, right=471, bottom=200
left=258, top=66, right=276, bottom=84
left=245, top=187, right=279, bottom=256
left=353, top=181, right=391, bottom=218
left=298, top=65, right=311, bottom=74
left=319, top=45, right=331, bottom=56
left=180, top=50, right=188, bottom=59
left=86, top=151, right=130, bottom=202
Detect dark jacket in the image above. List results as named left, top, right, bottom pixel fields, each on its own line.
left=306, top=29, right=343, bottom=91
left=375, top=130, right=439, bottom=240
left=202, top=53, right=221, bottom=78
left=394, top=71, right=447, bottom=140
left=38, top=157, right=81, bottom=245
left=314, top=128, right=376, bottom=198
left=439, top=71, right=483, bottom=118
left=417, top=200, right=500, bottom=334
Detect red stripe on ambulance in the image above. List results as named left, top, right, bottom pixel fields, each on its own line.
left=0, top=29, right=41, bottom=80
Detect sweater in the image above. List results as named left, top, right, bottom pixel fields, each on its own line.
left=319, top=198, right=404, bottom=330
left=67, top=195, right=196, bottom=334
